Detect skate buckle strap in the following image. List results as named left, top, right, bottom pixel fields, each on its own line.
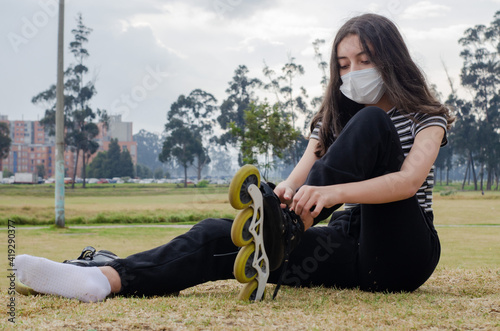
left=77, top=246, right=97, bottom=260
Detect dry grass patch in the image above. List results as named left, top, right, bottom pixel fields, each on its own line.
left=3, top=268, right=499, bottom=330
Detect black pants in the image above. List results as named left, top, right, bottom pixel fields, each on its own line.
left=108, top=107, right=440, bottom=296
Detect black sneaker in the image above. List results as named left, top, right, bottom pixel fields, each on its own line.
left=16, top=247, right=120, bottom=297
left=63, top=246, right=119, bottom=267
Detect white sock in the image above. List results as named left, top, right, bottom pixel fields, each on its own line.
left=14, top=254, right=111, bottom=302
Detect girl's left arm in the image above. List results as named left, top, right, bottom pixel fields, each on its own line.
left=291, top=126, right=445, bottom=222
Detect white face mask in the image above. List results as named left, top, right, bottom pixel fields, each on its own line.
left=339, top=67, right=386, bottom=105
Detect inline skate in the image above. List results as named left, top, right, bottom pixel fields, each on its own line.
left=228, top=165, right=304, bottom=301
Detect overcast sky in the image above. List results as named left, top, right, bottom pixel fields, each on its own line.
left=2, top=0, right=498, bottom=134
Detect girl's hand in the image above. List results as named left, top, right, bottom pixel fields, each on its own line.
left=275, top=182, right=317, bottom=231
left=291, top=185, right=340, bottom=220
left=274, top=181, right=296, bottom=208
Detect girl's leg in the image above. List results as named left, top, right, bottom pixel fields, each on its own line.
left=305, top=107, right=406, bottom=221
left=15, top=218, right=239, bottom=300
left=358, top=199, right=440, bottom=292
left=14, top=255, right=112, bottom=302
left=99, top=266, right=121, bottom=293
left=268, top=208, right=361, bottom=289
left=107, top=218, right=238, bottom=296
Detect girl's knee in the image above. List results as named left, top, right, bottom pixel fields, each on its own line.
left=354, top=106, right=388, bottom=123
left=343, top=106, right=394, bottom=135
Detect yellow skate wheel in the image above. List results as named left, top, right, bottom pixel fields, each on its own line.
left=231, top=207, right=259, bottom=247
left=237, top=280, right=265, bottom=301
left=228, top=165, right=261, bottom=210
left=234, top=243, right=260, bottom=283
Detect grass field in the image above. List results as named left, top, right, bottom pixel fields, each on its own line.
left=0, top=184, right=233, bottom=225
left=0, top=184, right=499, bottom=329
left=1, top=183, right=498, bottom=226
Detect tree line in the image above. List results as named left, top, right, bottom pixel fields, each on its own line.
left=435, top=10, right=500, bottom=191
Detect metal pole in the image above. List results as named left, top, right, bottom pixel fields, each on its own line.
left=55, top=0, right=65, bottom=227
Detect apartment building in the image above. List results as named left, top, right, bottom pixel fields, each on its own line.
left=1, top=116, right=56, bottom=177
left=0, top=115, right=137, bottom=179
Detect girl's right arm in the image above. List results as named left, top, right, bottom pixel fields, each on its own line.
left=274, top=139, right=320, bottom=205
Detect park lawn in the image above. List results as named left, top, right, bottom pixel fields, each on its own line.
left=0, top=185, right=499, bottom=329
left=1, top=185, right=498, bottom=226
left=1, top=225, right=499, bottom=330
left=0, top=191, right=235, bottom=225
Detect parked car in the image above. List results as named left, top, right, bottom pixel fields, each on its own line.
left=1, top=177, right=13, bottom=184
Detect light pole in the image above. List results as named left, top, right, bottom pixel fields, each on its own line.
left=55, top=0, right=65, bottom=227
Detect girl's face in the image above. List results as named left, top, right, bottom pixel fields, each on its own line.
left=336, top=34, right=374, bottom=76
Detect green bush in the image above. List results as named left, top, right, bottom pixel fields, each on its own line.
left=197, top=180, right=210, bottom=188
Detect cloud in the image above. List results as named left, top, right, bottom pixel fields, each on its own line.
left=226, top=37, right=285, bottom=53
left=402, top=24, right=469, bottom=41
left=204, top=0, right=282, bottom=20
left=401, top=1, right=451, bottom=19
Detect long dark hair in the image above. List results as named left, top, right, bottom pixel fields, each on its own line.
left=310, top=13, right=454, bottom=157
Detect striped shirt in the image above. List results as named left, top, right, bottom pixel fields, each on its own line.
left=310, top=108, right=448, bottom=212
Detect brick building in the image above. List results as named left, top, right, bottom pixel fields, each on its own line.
left=0, top=115, right=137, bottom=179
left=1, top=115, right=56, bottom=178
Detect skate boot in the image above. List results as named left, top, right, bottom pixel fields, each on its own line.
left=228, top=165, right=304, bottom=301
left=15, top=246, right=119, bottom=296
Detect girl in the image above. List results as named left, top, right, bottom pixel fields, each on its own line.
left=15, top=13, right=453, bottom=302
left=273, top=13, right=453, bottom=292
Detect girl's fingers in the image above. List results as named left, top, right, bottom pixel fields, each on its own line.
left=284, top=187, right=294, bottom=201
left=310, top=200, right=323, bottom=218
left=292, top=188, right=308, bottom=215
